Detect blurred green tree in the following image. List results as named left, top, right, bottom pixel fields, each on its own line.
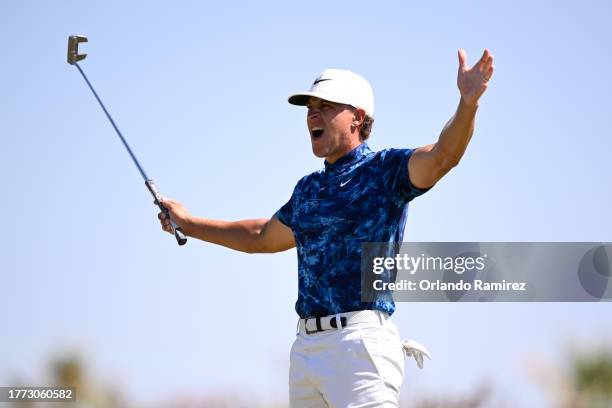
left=572, top=349, right=612, bottom=407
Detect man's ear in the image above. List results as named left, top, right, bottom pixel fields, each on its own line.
left=352, top=108, right=366, bottom=128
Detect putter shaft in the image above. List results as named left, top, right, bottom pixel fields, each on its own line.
left=68, top=36, right=187, bottom=246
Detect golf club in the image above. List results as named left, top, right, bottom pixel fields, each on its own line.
left=67, top=35, right=187, bottom=246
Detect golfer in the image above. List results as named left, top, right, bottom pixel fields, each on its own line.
left=158, top=48, right=494, bottom=407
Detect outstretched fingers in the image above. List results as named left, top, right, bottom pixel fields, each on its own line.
left=473, top=49, right=490, bottom=71
left=482, top=51, right=495, bottom=81
left=484, top=48, right=495, bottom=66
left=458, top=49, right=468, bottom=71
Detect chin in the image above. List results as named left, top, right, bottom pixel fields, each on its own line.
left=311, top=143, right=328, bottom=158
left=312, top=149, right=327, bottom=159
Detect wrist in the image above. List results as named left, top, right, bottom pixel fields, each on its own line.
left=458, top=97, right=479, bottom=119
left=182, top=215, right=198, bottom=237
left=459, top=96, right=479, bottom=111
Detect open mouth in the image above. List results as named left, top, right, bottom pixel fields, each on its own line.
left=311, top=127, right=324, bottom=139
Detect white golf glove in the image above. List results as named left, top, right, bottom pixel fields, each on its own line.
left=401, top=339, right=432, bottom=369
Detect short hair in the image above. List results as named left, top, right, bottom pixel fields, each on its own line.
left=360, top=115, right=375, bottom=140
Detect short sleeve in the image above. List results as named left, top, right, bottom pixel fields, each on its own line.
left=275, top=178, right=305, bottom=229
left=274, top=195, right=293, bottom=229
left=378, top=148, right=431, bottom=205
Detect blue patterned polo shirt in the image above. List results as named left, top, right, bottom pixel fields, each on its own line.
left=275, top=143, right=430, bottom=318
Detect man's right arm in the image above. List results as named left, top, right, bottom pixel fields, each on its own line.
left=158, top=198, right=295, bottom=253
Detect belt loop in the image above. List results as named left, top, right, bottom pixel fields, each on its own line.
left=334, top=314, right=342, bottom=331
left=378, top=311, right=384, bottom=325
left=296, top=318, right=301, bottom=335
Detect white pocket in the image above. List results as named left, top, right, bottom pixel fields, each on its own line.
left=359, top=324, right=405, bottom=394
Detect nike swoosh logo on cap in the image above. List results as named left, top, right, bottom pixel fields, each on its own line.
left=313, top=78, right=331, bottom=85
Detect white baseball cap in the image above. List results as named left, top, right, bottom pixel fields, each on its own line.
left=288, top=68, right=374, bottom=117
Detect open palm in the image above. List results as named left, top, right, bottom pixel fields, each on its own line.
left=457, top=48, right=494, bottom=107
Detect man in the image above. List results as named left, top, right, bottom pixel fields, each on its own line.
left=159, top=48, right=494, bottom=407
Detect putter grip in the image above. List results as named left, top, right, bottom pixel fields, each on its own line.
left=170, top=219, right=188, bottom=246
left=145, top=179, right=188, bottom=246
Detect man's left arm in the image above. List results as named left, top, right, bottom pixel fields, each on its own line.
left=409, top=48, right=495, bottom=189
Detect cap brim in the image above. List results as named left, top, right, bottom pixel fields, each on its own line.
left=287, top=93, right=313, bottom=106
left=288, top=92, right=347, bottom=107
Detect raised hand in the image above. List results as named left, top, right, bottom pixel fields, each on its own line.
left=457, top=48, right=495, bottom=107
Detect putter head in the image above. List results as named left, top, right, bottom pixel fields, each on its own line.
left=67, top=35, right=88, bottom=65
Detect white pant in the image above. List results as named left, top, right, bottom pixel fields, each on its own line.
left=289, top=314, right=405, bottom=408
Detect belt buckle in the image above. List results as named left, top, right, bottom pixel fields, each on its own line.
left=304, top=317, right=322, bottom=335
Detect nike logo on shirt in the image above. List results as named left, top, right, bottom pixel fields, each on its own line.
left=340, top=178, right=352, bottom=187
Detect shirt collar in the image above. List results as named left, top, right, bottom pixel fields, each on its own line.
left=324, top=143, right=371, bottom=173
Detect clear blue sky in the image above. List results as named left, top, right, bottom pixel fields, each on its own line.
left=1, top=1, right=611, bottom=406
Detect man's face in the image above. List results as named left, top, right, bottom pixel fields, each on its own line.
left=306, top=97, right=361, bottom=163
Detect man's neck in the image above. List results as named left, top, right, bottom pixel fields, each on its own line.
left=326, top=140, right=363, bottom=164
